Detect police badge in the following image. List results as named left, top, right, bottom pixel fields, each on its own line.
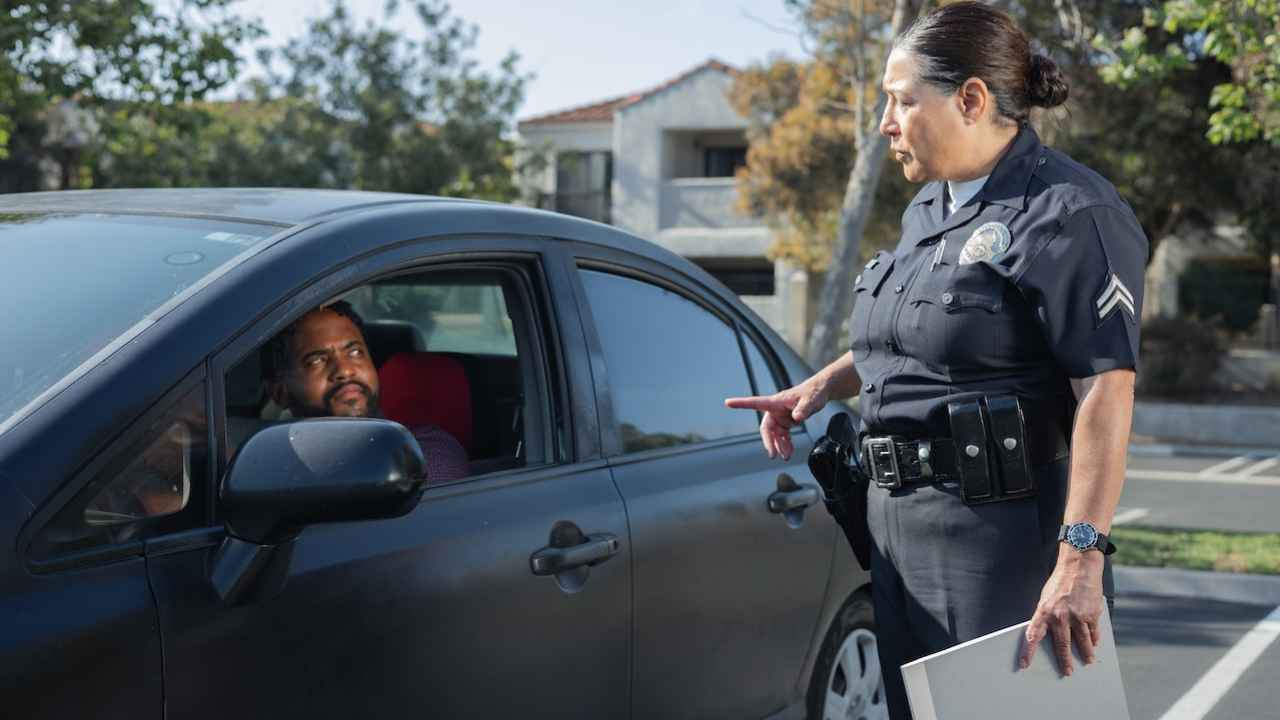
left=958, top=222, right=1012, bottom=265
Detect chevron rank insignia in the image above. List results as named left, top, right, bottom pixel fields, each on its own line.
left=1096, top=273, right=1136, bottom=322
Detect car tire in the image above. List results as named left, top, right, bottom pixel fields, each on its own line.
left=806, top=589, right=888, bottom=720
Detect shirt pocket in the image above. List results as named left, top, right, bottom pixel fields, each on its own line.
left=905, top=262, right=1008, bottom=372
left=850, top=251, right=895, bottom=360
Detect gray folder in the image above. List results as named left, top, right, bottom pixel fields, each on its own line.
left=901, top=605, right=1129, bottom=719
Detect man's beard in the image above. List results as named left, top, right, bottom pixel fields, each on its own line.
left=294, top=381, right=381, bottom=418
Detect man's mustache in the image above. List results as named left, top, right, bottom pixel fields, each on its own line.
left=325, top=381, right=374, bottom=406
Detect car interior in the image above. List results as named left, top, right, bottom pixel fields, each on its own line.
left=223, top=266, right=551, bottom=481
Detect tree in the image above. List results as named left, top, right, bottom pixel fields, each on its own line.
left=240, top=0, right=529, bottom=199
left=1096, top=0, right=1280, bottom=146
left=731, top=0, right=922, bottom=367
left=0, top=0, right=262, bottom=183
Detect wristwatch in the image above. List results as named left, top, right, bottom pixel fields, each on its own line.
left=1058, top=521, right=1117, bottom=555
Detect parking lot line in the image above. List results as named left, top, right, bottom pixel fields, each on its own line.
left=1126, top=469, right=1280, bottom=487
left=1156, top=604, right=1280, bottom=720
left=1112, top=507, right=1150, bottom=525
left=1237, top=457, right=1280, bottom=477
left=1197, top=455, right=1255, bottom=477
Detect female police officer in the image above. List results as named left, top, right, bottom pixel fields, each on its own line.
left=726, top=3, right=1145, bottom=717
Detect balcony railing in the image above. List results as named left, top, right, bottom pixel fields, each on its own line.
left=659, top=178, right=757, bottom=230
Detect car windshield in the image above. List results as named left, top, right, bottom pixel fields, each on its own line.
left=0, top=212, right=277, bottom=431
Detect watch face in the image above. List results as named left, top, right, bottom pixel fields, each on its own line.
left=1066, top=522, right=1099, bottom=550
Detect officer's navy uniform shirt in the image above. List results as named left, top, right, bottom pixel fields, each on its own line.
left=851, top=126, right=1148, bottom=438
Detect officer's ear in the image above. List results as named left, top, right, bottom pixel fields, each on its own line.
left=956, top=77, right=992, bottom=125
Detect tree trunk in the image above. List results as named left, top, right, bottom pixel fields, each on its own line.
left=805, top=0, right=921, bottom=369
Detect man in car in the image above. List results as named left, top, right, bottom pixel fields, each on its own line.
left=261, top=301, right=468, bottom=484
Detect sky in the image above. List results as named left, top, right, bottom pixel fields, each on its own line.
left=245, top=0, right=808, bottom=122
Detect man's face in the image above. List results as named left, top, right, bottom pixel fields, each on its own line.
left=272, top=308, right=380, bottom=418
left=879, top=48, right=967, bottom=183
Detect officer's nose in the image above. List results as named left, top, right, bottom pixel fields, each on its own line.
left=879, top=104, right=897, bottom=138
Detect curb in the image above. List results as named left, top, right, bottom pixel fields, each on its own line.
left=1116, top=565, right=1280, bottom=607
left=1128, top=443, right=1280, bottom=459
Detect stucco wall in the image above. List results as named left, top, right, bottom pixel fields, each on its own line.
left=612, top=68, right=747, bottom=239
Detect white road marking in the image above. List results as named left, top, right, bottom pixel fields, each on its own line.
left=1198, top=455, right=1255, bottom=476
left=1111, top=508, right=1149, bottom=525
left=1127, top=468, right=1280, bottom=487
left=1157, top=605, right=1280, bottom=720
left=1238, top=457, right=1280, bottom=477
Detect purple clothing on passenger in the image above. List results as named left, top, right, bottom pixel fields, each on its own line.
left=411, top=424, right=469, bottom=483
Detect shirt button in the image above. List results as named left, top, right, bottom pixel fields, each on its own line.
left=941, top=292, right=955, bottom=305
left=887, top=341, right=900, bottom=354
left=864, top=383, right=876, bottom=393
left=894, top=285, right=904, bottom=293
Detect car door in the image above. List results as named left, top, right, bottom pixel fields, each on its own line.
left=144, top=239, right=632, bottom=718
left=569, top=253, right=836, bottom=719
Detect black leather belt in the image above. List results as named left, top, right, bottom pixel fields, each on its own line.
left=862, top=436, right=960, bottom=489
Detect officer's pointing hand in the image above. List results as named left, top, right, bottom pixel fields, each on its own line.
left=725, top=378, right=829, bottom=461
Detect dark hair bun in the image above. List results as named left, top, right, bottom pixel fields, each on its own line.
left=1028, top=54, right=1069, bottom=108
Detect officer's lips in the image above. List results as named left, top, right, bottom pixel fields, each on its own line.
left=894, top=150, right=912, bottom=163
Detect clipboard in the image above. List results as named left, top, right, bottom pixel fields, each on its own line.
left=901, top=605, right=1129, bottom=719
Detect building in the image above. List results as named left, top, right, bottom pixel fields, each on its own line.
left=516, top=59, right=812, bottom=350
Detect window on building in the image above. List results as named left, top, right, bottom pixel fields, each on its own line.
left=704, top=147, right=747, bottom=178
left=695, top=259, right=776, bottom=296
left=553, top=151, right=612, bottom=223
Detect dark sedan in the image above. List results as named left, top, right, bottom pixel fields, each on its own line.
left=0, top=189, right=880, bottom=719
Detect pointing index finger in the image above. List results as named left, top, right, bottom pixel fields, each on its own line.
left=724, top=394, right=785, bottom=413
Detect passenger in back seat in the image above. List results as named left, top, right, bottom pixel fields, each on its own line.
left=260, top=301, right=468, bottom=484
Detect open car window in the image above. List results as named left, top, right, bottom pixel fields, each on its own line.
left=223, top=265, right=554, bottom=483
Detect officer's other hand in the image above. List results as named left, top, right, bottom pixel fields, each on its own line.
left=724, top=377, right=829, bottom=461
left=1019, top=550, right=1105, bottom=676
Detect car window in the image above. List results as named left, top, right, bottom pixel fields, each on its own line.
left=346, top=283, right=517, bottom=356
left=31, top=382, right=209, bottom=560
left=578, top=269, right=758, bottom=453
left=0, top=213, right=274, bottom=434
left=743, top=334, right=781, bottom=396
left=224, top=267, right=552, bottom=482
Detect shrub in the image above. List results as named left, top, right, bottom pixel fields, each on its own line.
left=1137, top=316, right=1224, bottom=397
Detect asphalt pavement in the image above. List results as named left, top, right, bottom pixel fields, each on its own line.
left=1119, top=447, right=1280, bottom=533
left=1116, top=593, right=1280, bottom=720
left=1110, top=443, right=1280, bottom=719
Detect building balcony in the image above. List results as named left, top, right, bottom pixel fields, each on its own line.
left=659, top=177, right=757, bottom=231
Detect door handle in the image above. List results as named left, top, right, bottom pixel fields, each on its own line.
left=767, top=487, right=820, bottom=513
left=530, top=533, right=620, bottom=576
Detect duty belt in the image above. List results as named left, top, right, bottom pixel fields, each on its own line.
left=861, top=395, right=1070, bottom=504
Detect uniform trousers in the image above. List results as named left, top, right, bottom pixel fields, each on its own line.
left=867, top=457, right=1114, bottom=719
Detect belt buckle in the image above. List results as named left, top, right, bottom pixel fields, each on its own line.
left=863, top=436, right=903, bottom=489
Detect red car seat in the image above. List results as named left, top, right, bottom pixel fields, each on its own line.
left=379, top=352, right=473, bottom=452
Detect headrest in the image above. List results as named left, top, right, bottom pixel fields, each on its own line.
left=379, top=352, right=472, bottom=451
left=363, top=320, right=426, bottom=368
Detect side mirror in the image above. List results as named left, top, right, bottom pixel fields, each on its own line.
left=210, top=418, right=426, bottom=605
left=221, top=417, right=427, bottom=545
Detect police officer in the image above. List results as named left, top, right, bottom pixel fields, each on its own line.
left=726, top=3, right=1146, bottom=717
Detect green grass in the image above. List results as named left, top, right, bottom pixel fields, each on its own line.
left=1111, top=526, right=1280, bottom=575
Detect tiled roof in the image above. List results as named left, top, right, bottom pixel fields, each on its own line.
left=519, top=59, right=738, bottom=126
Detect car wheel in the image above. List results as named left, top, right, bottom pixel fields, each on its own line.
left=806, top=590, right=888, bottom=720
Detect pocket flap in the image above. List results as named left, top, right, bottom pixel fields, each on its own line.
left=853, top=252, right=895, bottom=295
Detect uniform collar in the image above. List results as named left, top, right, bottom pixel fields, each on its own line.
left=907, top=125, right=1042, bottom=213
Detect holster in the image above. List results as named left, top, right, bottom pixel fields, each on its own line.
left=807, top=412, right=871, bottom=570
left=947, top=394, right=1038, bottom=505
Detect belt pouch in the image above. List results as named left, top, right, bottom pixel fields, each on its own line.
left=986, top=395, right=1036, bottom=497
left=947, top=399, right=993, bottom=503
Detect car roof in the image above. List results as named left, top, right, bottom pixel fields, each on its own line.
left=0, top=188, right=472, bottom=227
